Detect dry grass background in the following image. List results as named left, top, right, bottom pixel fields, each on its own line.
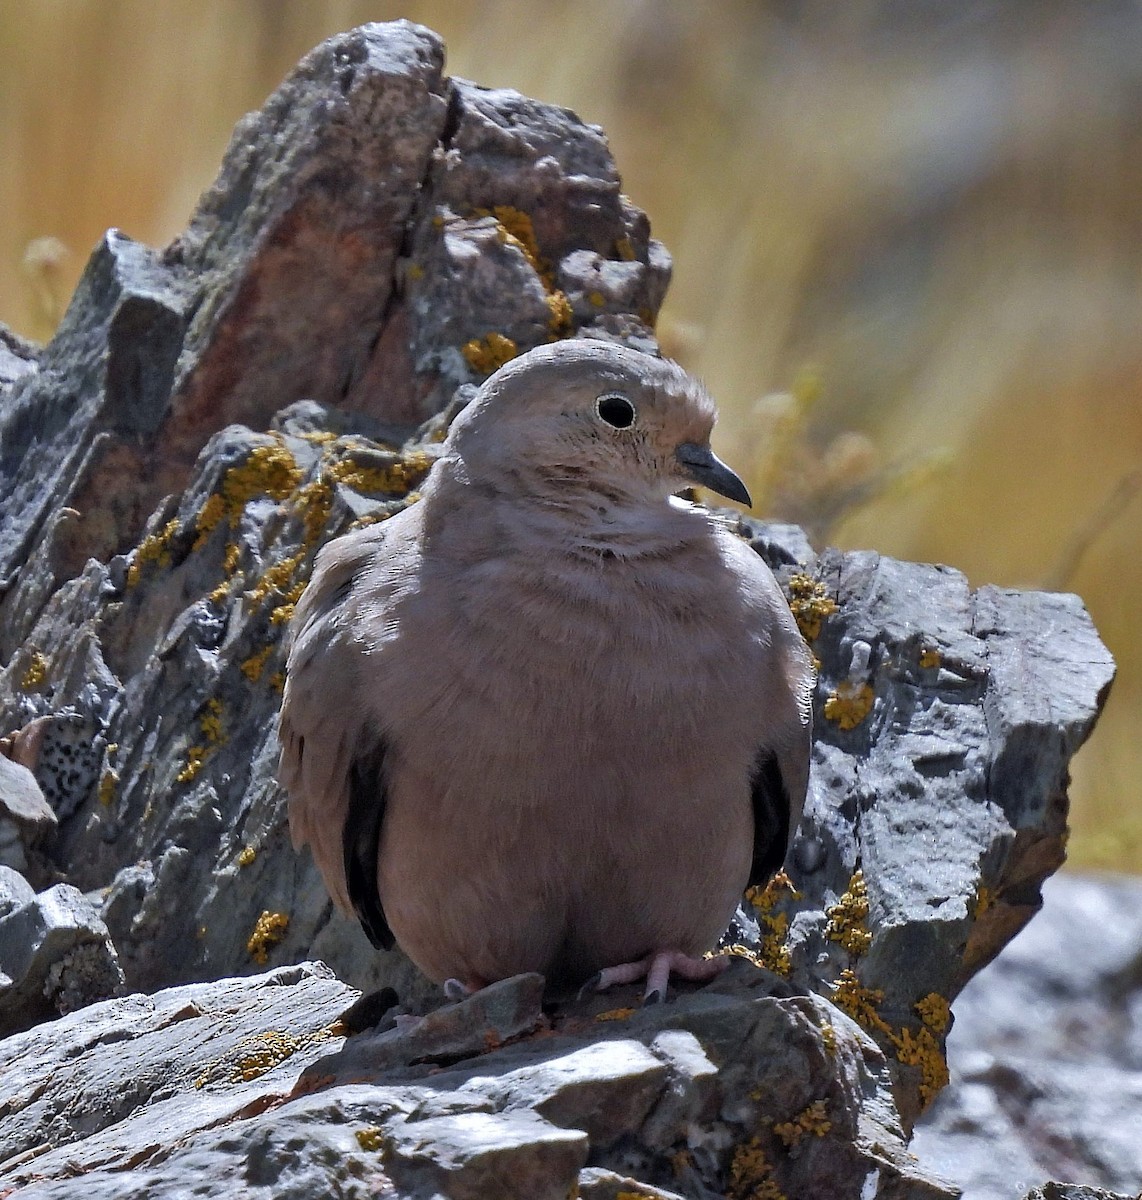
left=1, top=0, right=1138, bottom=870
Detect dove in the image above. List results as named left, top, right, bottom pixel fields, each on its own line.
left=278, top=339, right=814, bottom=1002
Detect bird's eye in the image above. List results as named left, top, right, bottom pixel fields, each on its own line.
left=596, top=394, right=636, bottom=429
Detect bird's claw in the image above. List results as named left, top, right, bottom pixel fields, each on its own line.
left=583, top=950, right=729, bottom=1004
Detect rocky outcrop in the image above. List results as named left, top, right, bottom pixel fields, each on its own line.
left=0, top=961, right=955, bottom=1198
left=0, top=20, right=1117, bottom=1200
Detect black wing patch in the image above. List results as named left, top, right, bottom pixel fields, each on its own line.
left=343, top=740, right=395, bottom=951
left=749, top=749, right=792, bottom=888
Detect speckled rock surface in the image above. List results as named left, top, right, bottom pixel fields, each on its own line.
left=0, top=18, right=1118, bottom=1200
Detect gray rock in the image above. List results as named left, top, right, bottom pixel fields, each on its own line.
left=1023, top=1188, right=1140, bottom=1200
left=0, top=876, right=123, bottom=1036
left=0, top=963, right=955, bottom=1199
left=913, top=872, right=1142, bottom=1199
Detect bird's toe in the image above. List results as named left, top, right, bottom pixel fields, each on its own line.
left=586, top=949, right=728, bottom=1004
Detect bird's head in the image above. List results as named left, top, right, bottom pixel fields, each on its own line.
left=444, top=340, right=751, bottom=509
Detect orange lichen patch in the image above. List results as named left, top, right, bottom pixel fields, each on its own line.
left=831, top=970, right=892, bottom=1038
left=97, top=769, right=118, bottom=807
left=915, top=992, right=951, bottom=1035
left=594, top=1007, right=637, bottom=1022
left=786, top=573, right=837, bottom=641
left=462, top=332, right=518, bottom=375
left=247, top=910, right=289, bottom=965
left=723, top=934, right=791, bottom=978
left=824, top=870, right=872, bottom=956
left=208, top=542, right=240, bottom=605
left=355, top=1126, right=385, bottom=1152
left=194, top=439, right=301, bottom=549
left=477, top=204, right=551, bottom=284
left=746, top=869, right=802, bottom=910
left=177, top=698, right=226, bottom=784
left=20, top=651, right=47, bottom=690
left=240, top=645, right=273, bottom=684
left=727, top=1137, right=787, bottom=1200
left=200, top=697, right=225, bottom=745
left=329, top=449, right=432, bottom=497
left=820, top=1022, right=837, bottom=1058
left=194, top=1026, right=338, bottom=1090
left=127, top=518, right=181, bottom=586
left=823, top=681, right=874, bottom=730
left=546, top=289, right=573, bottom=335
left=773, top=1100, right=832, bottom=1147
left=895, top=1024, right=949, bottom=1107
left=742, top=869, right=801, bottom=976
left=832, top=972, right=952, bottom=1109
left=176, top=746, right=206, bottom=784
left=247, top=551, right=304, bottom=608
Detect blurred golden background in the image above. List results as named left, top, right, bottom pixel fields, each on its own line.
left=1, top=1, right=1138, bottom=870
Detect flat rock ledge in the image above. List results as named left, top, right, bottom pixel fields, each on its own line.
left=0, top=19, right=1118, bottom=1200
left=0, top=961, right=954, bottom=1198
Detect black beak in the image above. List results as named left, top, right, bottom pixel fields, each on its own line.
left=675, top=443, right=752, bottom=507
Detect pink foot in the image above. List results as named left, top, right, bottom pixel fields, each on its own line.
left=583, top=950, right=729, bottom=1004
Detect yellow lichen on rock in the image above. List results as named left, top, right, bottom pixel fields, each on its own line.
left=462, top=332, right=518, bottom=375
left=741, top=869, right=800, bottom=975
left=20, top=651, right=48, bottom=690
left=919, top=646, right=942, bottom=669
left=97, top=769, right=118, bottom=807
left=240, top=645, right=273, bottom=683
left=127, top=518, right=181, bottom=586
left=247, top=551, right=304, bottom=608
left=355, top=1126, right=385, bottom=1152
left=773, top=1100, right=832, bottom=1147
left=177, top=699, right=226, bottom=784
left=824, top=870, right=873, bottom=956
left=546, top=289, right=573, bottom=335
left=176, top=746, right=206, bottom=784
left=915, top=992, right=951, bottom=1035
left=200, top=697, right=225, bottom=745
left=194, top=439, right=301, bottom=549
left=895, top=1024, right=949, bottom=1107
left=594, top=1007, right=637, bottom=1022
left=786, top=573, right=837, bottom=641
left=328, top=449, right=432, bottom=497
left=831, top=969, right=892, bottom=1038
left=194, top=1025, right=339, bottom=1090
left=823, top=681, right=874, bottom=730
left=246, top=910, right=289, bottom=964
left=832, top=973, right=952, bottom=1110
left=727, top=1137, right=787, bottom=1200
left=237, top=845, right=256, bottom=867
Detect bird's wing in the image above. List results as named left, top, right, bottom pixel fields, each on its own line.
left=277, top=520, right=402, bottom=940
left=720, top=529, right=815, bottom=885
